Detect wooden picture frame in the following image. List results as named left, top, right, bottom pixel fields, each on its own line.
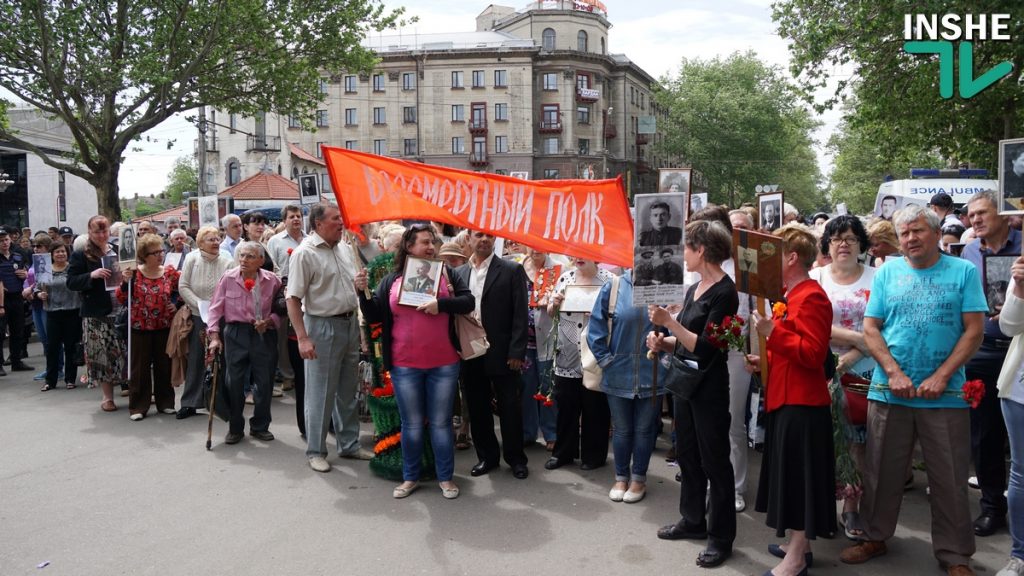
left=983, top=254, right=1016, bottom=315
left=658, top=168, right=692, bottom=194
left=757, top=192, right=785, bottom=232
left=998, top=137, right=1024, bottom=215
left=732, top=228, right=785, bottom=301
left=560, top=284, right=603, bottom=313
left=397, top=256, right=443, bottom=307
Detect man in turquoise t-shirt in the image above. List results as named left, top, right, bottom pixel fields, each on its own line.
left=841, top=205, right=986, bottom=576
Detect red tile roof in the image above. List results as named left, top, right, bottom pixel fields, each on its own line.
left=218, top=172, right=300, bottom=200
left=131, top=204, right=188, bottom=224
left=288, top=142, right=326, bottom=166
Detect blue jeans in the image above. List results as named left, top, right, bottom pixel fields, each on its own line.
left=606, top=394, right=662, bottom=483
left=1003, top=399, right=1024, bottom=560
left=391, top=362, right=460, bottom=482
left=521, top=351, right=556, bottom=443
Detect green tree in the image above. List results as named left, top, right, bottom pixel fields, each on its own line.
left=654, top=52, right=823, bottom=213
left=773, top=0, right=1024, bottom=171
left=0, top=0, right=409, bottom=220
left=163, top=156, right=197, bottom=205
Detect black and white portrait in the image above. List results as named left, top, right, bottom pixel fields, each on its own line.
left=32, top=254, right=52, bottom=285
left=999, top=138, right=1024, bottom=214
left=298, top=173, right=321, bottom=206
left=635, top=193, right=685, bottom=247
left=198, top=196, right=219, bottom=228
left=398, top=257, right=442, bottom=307
left=758, top=192, right=784, bottom=232
left=659, top=168, right=692, bottom=194
left=874, top=194, right=901, bottom=221
left=689, top=192, right=708, bottom=215
left=118, top=226, right=137, bottom=263
left=984, top=254, right=1016, bottom=315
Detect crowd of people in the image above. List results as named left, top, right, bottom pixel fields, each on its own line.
left=11, top=190, right=1024, bottom=576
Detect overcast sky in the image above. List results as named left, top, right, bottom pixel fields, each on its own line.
left=117, top=0, right=842, bottom=198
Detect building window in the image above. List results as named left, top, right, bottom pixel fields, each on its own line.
left=542, top=28, right=555, bottom=51
left=344, top=75, right=357, bottom=93
left=494, top=70, right=508, bottom=88
left=229, top=114, right=237, bottom=133
left=452, top=71, right=464, bottom=88
left=344, top=140, right=357, bottom=150
left=472, top=70, right=485, bottom=88
left=452, top=137, right=465, bottom=154
left=471, top=103, right=486, bottom=127
left=374, top=139, right=387, bottom=155
left=227, top=159, right=240, bottom=185
left=320, top=78, right=330, bottom=96
left=345, top=108, right=357, bottom=126
left=403, top=106, right=416, bottom=124
left=601, top=37, right=605, bottom=54
left=451, top=105, right=465, bottom=122
left=288, top=115, right=301, bottom=129
left=494, top=103, right=509, bottom=121
left=321, top=173, right=332, bottom=193
left=577, top=105, right=591, bottom=124
left=577, top=30, right=588, bottom=52
left=316, top=109, right=329, bottom=127
left=316, top=141, right=326, bottom=158
left=373, top=107, right=386, bottom=125
left=542, top=72, right=557, bottom=91
left=494, top=169, right=508, bottom=176
left=578, top=138, right=590, bottom=155
left=495, top=135, right=508, bottom=153
left=544, top=137, right=559, bottom=154
left=403, top=138, right=417, bottom=156
left=473, top=136, right=486, bottom=157
left=543, top=168, right=559, bottom=179
left=542, top=104, right=560, bottom=128
left=372, top=74, right=385, bottom=92
left=402, top=72, right=415, bottom=90
left=577, top=73, right=590, bottom=90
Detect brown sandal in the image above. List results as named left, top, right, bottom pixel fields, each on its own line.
left=100, top=400, right=117, bottom=412
left=455, top=433, right=471, bottom=450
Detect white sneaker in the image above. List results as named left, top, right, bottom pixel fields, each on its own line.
left=969, top=475, right=980, bottom=489
left=735, top=492, right=747, bottom=512
left=308, top=456, right=331, bottom=473
left=997, top=557, right=1024, bottom=576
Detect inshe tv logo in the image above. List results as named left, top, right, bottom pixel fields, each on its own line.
left=903, top=14, right=1014, bottom=99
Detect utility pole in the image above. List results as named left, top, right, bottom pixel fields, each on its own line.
left=197, top=106, right=208, bottom=198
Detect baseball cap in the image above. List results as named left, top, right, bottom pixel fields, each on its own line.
left=58, top=226, right=74, bottom=236
left=941, top=223, right=966, bottom=238
left=0, top=229, right=9, bottom=237
left=928, top=193, right=953, bottom=209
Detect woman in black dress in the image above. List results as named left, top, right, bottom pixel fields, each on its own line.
left=648, top=220, right=739, bottom=568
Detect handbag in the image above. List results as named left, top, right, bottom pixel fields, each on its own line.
left=441, top=267, right=490, bottom=360
left=581, top=275, right=620, bottom=391
left=661, top=350, right=712, bottom=400
left=114, top=274, right=131, bottom=341
left=840, top=373, right=870, bottom=426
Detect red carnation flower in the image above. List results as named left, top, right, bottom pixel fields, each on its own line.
left=287, top=248, right=293, bottom=256
left=543, top=399, right=554, bottom=407
left=243, top=278, right=256, bottom=292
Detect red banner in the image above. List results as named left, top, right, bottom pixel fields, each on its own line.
left=324, top=148, right=635, bottom=267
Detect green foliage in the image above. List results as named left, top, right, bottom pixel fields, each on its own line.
left=0, top=0, right=410, bottom=219
left=773, top=0, right=1024, bottom=170
left=133, top=199, right=163, bottom=218
left=654, top=52, right=823, bottom=213
left=163, top=156, right=198, bottom=205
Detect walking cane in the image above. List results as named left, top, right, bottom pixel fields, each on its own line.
left=206, top=352, right=221, bottom=451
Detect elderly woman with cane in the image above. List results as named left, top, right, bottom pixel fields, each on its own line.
left=207, top=241, right=281, bottom=445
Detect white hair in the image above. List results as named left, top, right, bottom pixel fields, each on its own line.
left=169, top=228, right=187, bottom=239
left=221, top=213, right=241, bottom=228
left=894, top=204, right=941, bottom=231
left=73, top=234, right=89, bottom=252
left=234, top=240, right=264, bottom=262
left=783, top=203, right=799, bottom=218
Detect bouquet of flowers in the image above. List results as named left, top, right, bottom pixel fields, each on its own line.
left=706, top=315, right=747, bottom=352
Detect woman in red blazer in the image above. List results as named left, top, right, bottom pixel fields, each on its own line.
left=747, top=224, right=836, bottom=576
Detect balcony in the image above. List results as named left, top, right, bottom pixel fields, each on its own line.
left=635, top=133, right=649, bottom=145
left=604, top=124, right=617, bottom=139
left=576, top=87, right=600, bottom=102
left=469, top=118, right=488, bottom=135
left=469, top=152, right=489, bottom=166
left=247, top=135, right=282, bottom=152
left=539, top=120, right=562, bottom=133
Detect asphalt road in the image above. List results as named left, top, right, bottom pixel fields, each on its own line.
left=0, top=343, right=1013, bottom=575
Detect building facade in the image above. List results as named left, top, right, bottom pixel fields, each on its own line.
left=203, top=1, right=669, bottom=199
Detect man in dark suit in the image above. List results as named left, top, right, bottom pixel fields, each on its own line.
left=455, top=230, right=530, bottom=479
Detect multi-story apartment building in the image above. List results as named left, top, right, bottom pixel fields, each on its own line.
left=201, top=0, right=669, bottom=198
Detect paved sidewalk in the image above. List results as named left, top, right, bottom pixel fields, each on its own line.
left=0, top=344, right=1013, bottom=575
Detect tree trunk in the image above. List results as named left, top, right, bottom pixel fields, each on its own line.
left=90, top=162, right=123, bottom=222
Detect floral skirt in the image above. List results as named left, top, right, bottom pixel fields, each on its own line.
left=82, top=316, right=125, bottom=384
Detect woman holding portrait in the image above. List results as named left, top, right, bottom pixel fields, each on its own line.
left=647, top=220, right=738, bottom=568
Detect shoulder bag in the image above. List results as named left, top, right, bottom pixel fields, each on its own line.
left=442, top=267, right=490, bottom=360
left=580, top=275, right=620, bottom=391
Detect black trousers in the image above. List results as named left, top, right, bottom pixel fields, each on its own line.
left=461, top=356, right=527, bottom=467
left=1, top=291, right=25, bottom=363
left=223, top=324, right=277, bottom=434
left=287, top=337, right=306, bottom=437
left=45, top=308, right=80, bottom=386
left=551, top=375, right=610, bottom=466
left=673, top=370, right=736, bottom=549
left=968, top=345, right=1009, bottom=517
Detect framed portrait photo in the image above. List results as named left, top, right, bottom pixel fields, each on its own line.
left=197, top=195, right=220, bottom=229
left=998, top=137, right=1024, bottom=214
left=118, top=225, right=137, bottom=270
left=398, top=257, right=443, bottom=307
left=560, top=284, right=603, bottom=313
left=658, top=168, right=691, bottom=194
left=32, top=253, right=52, bottom=285
left=983, top=254, right=1016, bottom=315
left=732, top=228, right=785, bottom=301
left=634, top=192, right=686, bottom=248
left=298, top=173, right=321, bottom=206
left=757, top=192, right=785, bottom=232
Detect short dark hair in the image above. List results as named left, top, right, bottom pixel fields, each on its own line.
left=882, top=195, right=897, bottom=204
left=281, top=204, right=302, bottom=217
left=394, top=224, right=437, bottom=273
left=819, top=215, right=870, bottom=255
left=685, top=220, right=732, bottom=265
left=649, top=201, right=671, bottom=214
left=307, top=203, right=337, bottom=231
left=690, top=205, right=732, bottom=233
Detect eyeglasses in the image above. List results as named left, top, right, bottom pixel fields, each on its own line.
left=829, top=236, right=860, bottom=246
left=147, top=249, right=165, bottom=257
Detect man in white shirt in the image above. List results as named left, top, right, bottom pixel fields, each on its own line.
left=220, top=214, right=242, bottom=257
